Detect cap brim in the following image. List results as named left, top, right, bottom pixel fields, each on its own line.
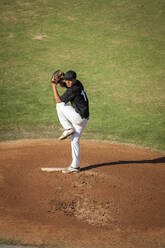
left=64, top=76, right=71, bottom=80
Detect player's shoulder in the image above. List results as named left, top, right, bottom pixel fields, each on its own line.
left=74, top=80, right=84, bottom=89
left=69, top=80, right=84, bottom=94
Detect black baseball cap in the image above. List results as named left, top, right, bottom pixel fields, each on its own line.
left=64, top=70, right=77, bottom=80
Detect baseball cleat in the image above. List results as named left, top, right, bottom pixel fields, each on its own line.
left=58, top=128, right=74, bottom=140
left=62, top=166, right=80, bottom=174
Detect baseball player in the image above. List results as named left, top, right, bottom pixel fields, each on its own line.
left=51, top=70, right=89, bottom=173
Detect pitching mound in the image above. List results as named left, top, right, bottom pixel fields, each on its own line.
left=0, top=139, right=165, bottom=248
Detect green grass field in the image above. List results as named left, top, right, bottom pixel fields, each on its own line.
left=0, top=0, right=165, bottom=151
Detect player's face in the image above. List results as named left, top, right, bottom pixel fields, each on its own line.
left=65, top=80, right=73, bottom=87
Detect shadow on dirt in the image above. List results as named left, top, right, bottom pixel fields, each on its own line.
left=81, top=157, right=165, bottom=171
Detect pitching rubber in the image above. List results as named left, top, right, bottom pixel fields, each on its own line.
left=41, top=168, right=66, bottom=172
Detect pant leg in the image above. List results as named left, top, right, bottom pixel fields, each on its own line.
left=56, top=102, right=88, bottom=168
left=70, top=119, right=88, bottom=169
left=56, top=102, right=84, bottom=129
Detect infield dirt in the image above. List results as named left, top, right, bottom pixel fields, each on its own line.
left=0, top=139, right=165, bottom=248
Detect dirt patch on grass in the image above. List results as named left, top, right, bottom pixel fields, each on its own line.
left=0, top=139, right=165, bottom=248
left=32, top=34, right=47, bottom=40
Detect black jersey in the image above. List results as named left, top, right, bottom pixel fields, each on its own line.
left=60, top=80, right=89, bottom=119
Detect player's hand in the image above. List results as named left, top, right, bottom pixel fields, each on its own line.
left=51, top=70, right=65, bottom=85
left=51, top=75, right=58, bottom=85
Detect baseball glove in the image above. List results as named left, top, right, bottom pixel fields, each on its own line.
left=51, top=70, right=66, bottom=87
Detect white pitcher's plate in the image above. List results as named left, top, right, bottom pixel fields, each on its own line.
left=41, top=168, right=65, bottom=172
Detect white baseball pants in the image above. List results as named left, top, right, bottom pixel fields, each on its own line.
left=56, top=102, right=88, bottom=168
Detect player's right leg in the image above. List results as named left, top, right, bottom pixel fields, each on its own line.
left=70, top=119, right=88, bottom=168
left=61, top=120, right=88, bottom=173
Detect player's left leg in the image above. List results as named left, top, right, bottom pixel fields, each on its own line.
left=56, top=102, right=73, bottom=130
left=56, top=102, right=86, bottom=140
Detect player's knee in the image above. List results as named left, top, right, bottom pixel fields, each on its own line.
left=71, top=133, right=80, bottom=143
left=56, top=102, right=64, bottom=109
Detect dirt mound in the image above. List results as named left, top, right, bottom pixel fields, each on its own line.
left=0, top=139, right=165, bottom=248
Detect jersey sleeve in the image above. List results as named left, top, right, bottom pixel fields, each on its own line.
left=60, top=88, right=76, bottom=103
